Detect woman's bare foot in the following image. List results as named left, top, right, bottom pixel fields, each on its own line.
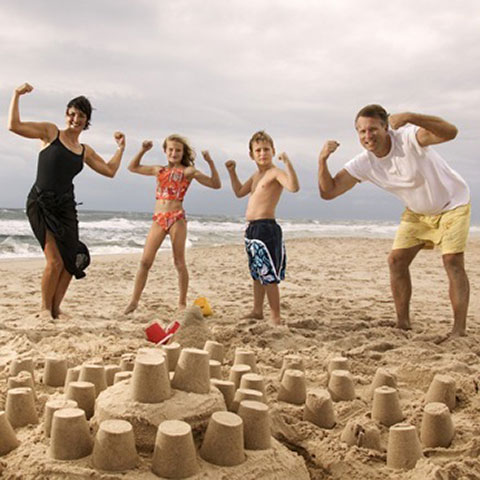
left=124, top=302, right=138, bottom=314
left=241, top=311, right=264, bottom=320
left=36, top=309, right=54, bottom=321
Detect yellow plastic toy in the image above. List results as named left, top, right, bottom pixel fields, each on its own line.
left=193, top=296, right=213, bottom=316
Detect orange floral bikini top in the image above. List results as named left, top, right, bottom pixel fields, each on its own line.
left=155, top=166, right=191, bottom=201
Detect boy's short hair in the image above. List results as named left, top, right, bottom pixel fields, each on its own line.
left=163, top=133, right=196, bottom=167
left=249, top=130, right=275, bottom=153
left=355, top=104, right=389, bottom=126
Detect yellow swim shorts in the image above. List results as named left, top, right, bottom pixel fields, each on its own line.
left=392, top=203, right=471, bottom=254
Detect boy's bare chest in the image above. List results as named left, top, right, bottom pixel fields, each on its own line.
left=251, top=172, right=279, bottom=196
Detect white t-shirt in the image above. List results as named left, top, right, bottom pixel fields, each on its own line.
left=344, top=126, right=470, bottom=215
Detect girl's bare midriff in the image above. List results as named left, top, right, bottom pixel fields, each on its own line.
left=154, top=198, right=184, bottom=214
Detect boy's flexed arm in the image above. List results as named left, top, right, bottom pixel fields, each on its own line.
left=276, top=153, right=300, bottom=192
left=225, top=160, right=253, bottom=198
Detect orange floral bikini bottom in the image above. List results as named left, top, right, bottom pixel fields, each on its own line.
left=152, top=209, right=186, bottom=232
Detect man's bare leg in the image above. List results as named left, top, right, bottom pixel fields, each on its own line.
left=265, top=283, right=282, bottom=325
left=242, top=280, right=265, bottom=319
left=387, top=244, right=424, bottom=330
left=443, top=253, right=469, bottom=337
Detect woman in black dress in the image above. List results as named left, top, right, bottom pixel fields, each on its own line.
left=8, top=82, right=126, bottom=320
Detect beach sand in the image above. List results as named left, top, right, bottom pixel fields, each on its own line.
left=0, top=237, right=479, bottom=479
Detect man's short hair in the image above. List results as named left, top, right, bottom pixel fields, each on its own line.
left=355, top=104, right=389, bottom=126
left=249, top=130, right=275, bottom=153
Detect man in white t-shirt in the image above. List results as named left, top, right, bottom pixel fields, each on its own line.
left=318, top=104, right=470, bottom=337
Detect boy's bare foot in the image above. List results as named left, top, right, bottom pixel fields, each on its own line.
left=52, top=309, right=71, bottom=320
left=241, top=311, right=264, bottom=320
left=124, top=302, right=138, bottom=314
left=396, top=319, right=411, bottom=330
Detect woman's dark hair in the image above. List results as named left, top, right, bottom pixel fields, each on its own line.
left=66, top=96, right=93, bottom=130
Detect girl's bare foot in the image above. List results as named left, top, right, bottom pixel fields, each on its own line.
left=124, top=302, right=138, bottom=314
left=396, top=319, right=411, bottom=330
left=270, top=316, right=283, bottom=326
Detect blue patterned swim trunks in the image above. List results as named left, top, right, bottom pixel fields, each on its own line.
left=244, top=219, right=286, bottom=285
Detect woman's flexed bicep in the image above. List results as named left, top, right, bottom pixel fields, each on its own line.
left=8, top=83, right=57, bottom=143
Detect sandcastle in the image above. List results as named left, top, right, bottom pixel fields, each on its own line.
left=1, top=339, right=309, bottom=479
left=8, top=326, right=467, bottom=478
left=90, top=331, right=309, bottom=478
left=94, top=348, right=226, bottom=452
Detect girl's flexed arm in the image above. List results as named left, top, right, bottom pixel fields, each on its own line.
left=128, top=140, right=158, bottom=176
left=191, top=150, right=221, bottom=188
left=8, top=83, right=56, bottom=142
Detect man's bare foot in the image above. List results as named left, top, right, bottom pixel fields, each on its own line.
left=449, top=328, right=466, bottom=338
left=396, top=319, right=411, bottom=330
left=124, top=302, right=138, bottom=314
left=241, top=311, right=264, bottom=320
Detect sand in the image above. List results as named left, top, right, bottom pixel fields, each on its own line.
left=1, top=237, right=480, bottom=479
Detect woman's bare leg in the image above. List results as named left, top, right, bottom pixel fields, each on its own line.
left=169, top=219, right=188, bottom=309
left=41, top=231, right=65, bottom=319
left=51, top=269, right=73, bottom=318
left=124, top=222, right=167, bottom=314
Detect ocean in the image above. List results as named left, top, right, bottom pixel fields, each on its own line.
left=1, top=208, right=478, bottom=259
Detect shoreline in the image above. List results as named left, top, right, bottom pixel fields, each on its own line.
left=1, top=234, right=480, bottom=264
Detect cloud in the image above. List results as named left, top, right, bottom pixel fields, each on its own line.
left=1, top=0, right=479, bottom=221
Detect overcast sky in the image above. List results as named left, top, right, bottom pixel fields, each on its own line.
left=0, top=0, right=478, bottom=221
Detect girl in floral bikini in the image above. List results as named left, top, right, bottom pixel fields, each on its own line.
left=124, top=134, right=221, bottom=314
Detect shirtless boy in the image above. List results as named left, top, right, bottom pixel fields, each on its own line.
left=225, top=131, right=299, bottom=325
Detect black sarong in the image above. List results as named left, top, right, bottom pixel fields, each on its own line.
left=26, top=185, right=90, bottom=279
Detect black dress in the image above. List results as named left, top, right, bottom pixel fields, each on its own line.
left=26, top=131, right=90, bottom=279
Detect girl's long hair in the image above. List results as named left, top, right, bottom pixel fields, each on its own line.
left=163, top=134, right=195, bottom=167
